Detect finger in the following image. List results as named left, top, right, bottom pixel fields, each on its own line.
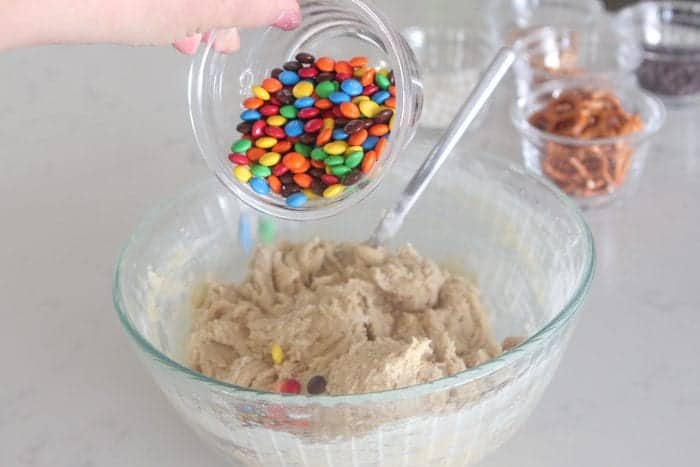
left=172, top=33, right=202, bottom=55
left=184, top=0, right=300, bottom=33
left=213, top=28, right=241, bottom=54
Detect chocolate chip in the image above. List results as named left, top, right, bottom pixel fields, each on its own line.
left=344, top=119, right=365, bottom=134
left=344, top=169, right=363, bottom=186
left=307, top=375, right=327, bottom=395
left=283, top=60, right=302, bottom=71
left=374, top=109, right=394, bottom=124
left=295, top=52, right=315, bottom=64
left=236, top=121, right=253, bottom=134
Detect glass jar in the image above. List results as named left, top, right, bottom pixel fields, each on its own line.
left=189, top=0, right=423, bottom=221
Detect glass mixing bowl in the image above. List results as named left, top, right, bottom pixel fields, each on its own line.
left=188, top=0, right=422, bottom=221
left=113, top=151, right=594, bottom=466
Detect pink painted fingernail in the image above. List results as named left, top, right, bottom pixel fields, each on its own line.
left=172, top=34, right=201, bottom=55
left=273, top=10, right=301, bottom=31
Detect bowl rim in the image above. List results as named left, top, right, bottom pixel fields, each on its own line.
left=511, top=77, right=666, bottom=147
left=614, top=1, right=700, bottom=61
left=113, top=155, right=596, bottom=406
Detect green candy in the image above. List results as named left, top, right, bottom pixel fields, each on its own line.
left=231, top=138, right=252, bottom=154
left=324, top=155, right=344, bottom=166
left=311, top=148, right=327, bottom=161
left=280, top=105, right=297, bottom=119
left=375, top=73, right=391, bottom=90
left=344, top=151, right=364, bottom=168
left=332, top=81, right=340, bottom=91
left=294, top=143, right=312, bottom=156
left=331, top=165, right=352, bottom=177
left=315, top=81, right=336, bottom=99
left=250, top=164, right=272, bottom=178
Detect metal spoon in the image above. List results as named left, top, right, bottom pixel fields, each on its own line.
left=368, top=47, right=515, bottom=246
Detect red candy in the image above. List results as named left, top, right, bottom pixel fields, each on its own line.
left=228, top=153, right=249, bottom=165
left=304, top=118, right=323, bottom=133
left=298, top=107, right=321, bottom=119
left=265, top=126, right=286, bottom=139
left=251, top=120, right=266, bottom=139
left=298, top=66, right=319, bottom=79
left=321, top=174, right=339, bottom=185
left=260, top=104, right=280, bottom=117
left=335, top=72, right=352, bottom=81
left=363, top=84, right=379, bottom=96
left=272, top=163, right=289, bottom=176
left=278, top=379, right=301, bottom=394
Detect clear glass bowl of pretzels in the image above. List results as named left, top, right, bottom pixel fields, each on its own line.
left=511, top=76, right=665, bottom=209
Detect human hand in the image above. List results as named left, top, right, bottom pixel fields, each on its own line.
left=1, top=0, right=301, bottom=53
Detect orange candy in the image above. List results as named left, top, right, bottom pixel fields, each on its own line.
left=361, top=150, right=377, bottom=174
left=310, top=159, right=326, bottom=169
left=246, top=147, right=265, bottom=162
left=348, top=129, right=368, bottom=146
left=314, top=98, right=333, bottom=110
left=243, top=97, right=264, bottom=110
left=291, top=159, right=311, bottom=174
left=368, top=124, right=389, bottom=137
left=374, top=137, right=388, bottom=157
left=339, top=102, right=360, bottom=119
left=335, top=61, right=353, bottom=75
left=262, top=78, right=283, bottom=93
left=349, top=56, right=369, bottom=68
left=360, top=69, right=376, bottom=87
left=282, top=152, right=307, bottom=172
left=316, top=57, right=335, bottom=72
left=385, top=97, right=396, bottom=109
left=293, top=173, right=313, bottom=188
left=316, top=128, right=332, bottom=146
left=388, top=85, right=396, bottom=96
left=271, top=141, right=292, bottom=154
left=268, top=175, right=282, bottom=194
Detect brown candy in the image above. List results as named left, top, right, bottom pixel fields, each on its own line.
left=295, top=52, right=315, bottom=64
left=307, top=375, right=327, bottom=395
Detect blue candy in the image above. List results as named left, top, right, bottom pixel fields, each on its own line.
left=362, top=135, right=379, bottom=150
left=329, top=92, right=351, bottom=104
left=372, top=90, right=391, bottom=104
left=250, top=177, right=270, bottom=195
left=340, top=79, right=363, bottom=96
left=279, top=70, right=300, bottom=86
left=284, top=119, right=304, bottom=137
left=240, top=110, right=262, bottom=122
left=332, top=129, right=349, bottom=140
left=286, top=192, right=308, bottom=208
left=294, top=97, right=315, bottom=109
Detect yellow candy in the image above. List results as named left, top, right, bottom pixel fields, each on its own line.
left=323, top=184, right=345, bottom=198
left=345, top=145, right=364, bottom=155
left=233, top=165, right=252, bottom=183
left=389, top=114, right=395, bottom=131
left=271, top=344, right=284, bottom=365
left=323, top=118, right=335, bottom=130
left=267, top=115, right=287, bottom=127
left=353, top=67, right=368, bottom=78
left=255, top=137, right=277, bottom=149
left=292, top=81, right=314, bottom=99
left=302, top=188, right=318, bottom=199
left=359, top=100, right=380, bottom=118
left=323, top=141, right=348, bottom=155
left=352, top=95, right=370, bottom=104
left=259, top=152, right=281, bottom=167
left=252, top=85, right=270, bottom=100
left=377, top=67, right=390, bottom=76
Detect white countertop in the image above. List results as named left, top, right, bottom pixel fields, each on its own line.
left=1, top=27, right=699, bottom=467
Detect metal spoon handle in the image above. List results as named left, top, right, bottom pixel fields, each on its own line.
left=368, top=47, right=515, bottom=246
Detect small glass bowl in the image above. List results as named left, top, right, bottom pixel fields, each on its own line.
left=614, top=1, right=700, bottom=106
left=188, top=0, right=422, bottom=221
left=511, top=25, right=632, bottom=98
left=512, top=77, right=666, bottom=209
left=487, top=0, right=604, bottom=47
left=402, top=26, right=496, bottom=131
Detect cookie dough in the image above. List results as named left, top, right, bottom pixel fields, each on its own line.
left=187, top=239, right=512, bottom=395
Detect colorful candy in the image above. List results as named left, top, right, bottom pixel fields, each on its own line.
left=227, top=52, right=395, bottom=208
left=277, top=378, right=301, bottom=394
left=271, top=343, right=285, bottom=365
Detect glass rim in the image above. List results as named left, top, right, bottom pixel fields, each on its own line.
left=113, top=156, right=595, bottom=406
left=511, top=77, right=666, bottom=147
